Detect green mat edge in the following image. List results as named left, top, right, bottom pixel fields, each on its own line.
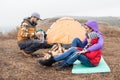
left=72, top=57, right=111, bottom=74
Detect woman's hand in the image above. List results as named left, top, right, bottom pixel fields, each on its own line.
left=80, top=50, right=87, bottom=54
left=76, top=50, right=87, bottom=55
left=75, top=51, right=81, bottom=55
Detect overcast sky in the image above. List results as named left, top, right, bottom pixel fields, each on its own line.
left=0, top=0, right=120, bottom=32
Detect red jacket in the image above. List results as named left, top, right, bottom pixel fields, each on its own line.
left=77, top=38, right=102, bottom=66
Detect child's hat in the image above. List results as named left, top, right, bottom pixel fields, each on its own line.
left=88, top=32, right=98, bottom=39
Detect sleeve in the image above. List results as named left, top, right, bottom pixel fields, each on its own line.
left=77, top=47, right=83, bottom=51
left=20, top=22, right=30, bottom=38
left=86, top=33, right=104, bottom=52
left=82, top=38, right=88, bottom=47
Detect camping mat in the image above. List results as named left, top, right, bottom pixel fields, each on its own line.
left=72, top=57, right=111, bottom=74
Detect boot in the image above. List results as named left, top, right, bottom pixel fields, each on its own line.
left=21, top=50, right=32, bottom=58
left=44, top=43, right=53, bottom=48
left=55, top=63, right=69, bottom=71
left=56, top=62, right=73, bottom=67
left=41, top=42, right=56, bottom=49
left=38, top=56, right=56, bottom=66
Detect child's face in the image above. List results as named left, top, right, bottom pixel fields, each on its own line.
left=84, top=25, right=93, bottom=33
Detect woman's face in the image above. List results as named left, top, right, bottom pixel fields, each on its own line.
left=84, top=25, right=93, bottom=33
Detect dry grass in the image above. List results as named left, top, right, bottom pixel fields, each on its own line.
left=0, top=28, right=18, bottom=40
left=0, top=18, right=120, bottom=80
left=99, top=24, right=120, bottom=37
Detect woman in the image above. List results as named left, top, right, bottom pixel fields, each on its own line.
left=39, top=20, right=104, bottom=70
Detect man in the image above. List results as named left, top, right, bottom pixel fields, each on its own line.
left=17, top=12, right=53, bottom=58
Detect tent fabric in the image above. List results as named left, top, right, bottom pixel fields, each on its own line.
left=46, top=17, right=86, bottom=44
left=72, top=57, right=111, bottom=74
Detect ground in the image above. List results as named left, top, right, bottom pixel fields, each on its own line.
left=0, top=19, right=120, bottom=80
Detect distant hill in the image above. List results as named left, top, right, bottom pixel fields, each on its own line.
left=76, top=16, right=120, bottom=27
left=1, top=16, right=120, bottom=34
left=37, top=16, right=120, bottom=32
left=52, top=16, right=120, bottom=27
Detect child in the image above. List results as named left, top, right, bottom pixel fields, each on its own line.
left=77, top=31, right=99, bottom=53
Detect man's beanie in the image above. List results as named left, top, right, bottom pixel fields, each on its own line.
left=31, top=12, right=40, bottom=19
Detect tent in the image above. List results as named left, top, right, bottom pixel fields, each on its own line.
left=46, top=17, right=86, bottom=44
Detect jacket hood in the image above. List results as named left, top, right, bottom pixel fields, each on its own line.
left=85, top=20, right=98, bottom=32
left=23, top=17, right=37, bottom=26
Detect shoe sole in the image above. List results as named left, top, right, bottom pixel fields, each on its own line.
left=21, top=50, right=32, bottom=58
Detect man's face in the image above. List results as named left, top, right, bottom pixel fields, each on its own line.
left=30, top=16, right=39, bottom=24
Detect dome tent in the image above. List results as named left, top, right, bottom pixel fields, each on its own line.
left=46, top=17, right=86, bottom=44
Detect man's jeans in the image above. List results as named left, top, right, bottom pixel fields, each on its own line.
left=54, top=38, right=94, bottom=67
left=18, top=39, right=52, bottom=54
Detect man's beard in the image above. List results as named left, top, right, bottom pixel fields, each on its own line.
left=31, top=20, right=37, bottom=26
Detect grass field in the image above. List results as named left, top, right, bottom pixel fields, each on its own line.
left=0, top=18, right=120, bottom=80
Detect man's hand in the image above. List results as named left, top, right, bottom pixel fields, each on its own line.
left=35, top=32, right=42, bottom=38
